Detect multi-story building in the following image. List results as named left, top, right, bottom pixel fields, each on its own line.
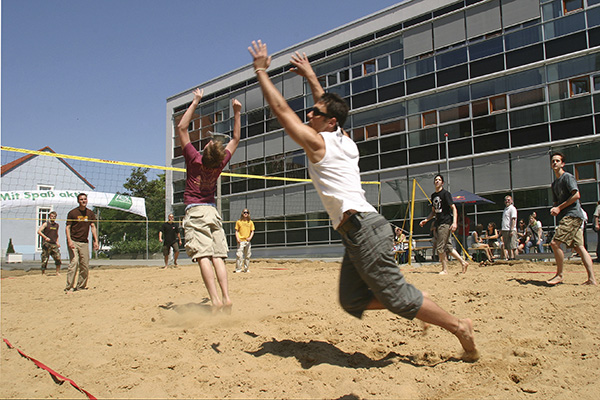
left=166, top=0, right=600, bottom=258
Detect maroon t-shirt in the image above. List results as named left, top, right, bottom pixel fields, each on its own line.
left=66, top=207, right=96, bottom=243
left=183, top=142, right=232, bottom=205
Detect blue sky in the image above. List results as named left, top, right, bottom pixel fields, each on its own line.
left=2, top=0, right=401, bottom=168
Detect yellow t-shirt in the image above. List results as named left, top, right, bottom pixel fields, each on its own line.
left=235, top=220, right=255, bottom=242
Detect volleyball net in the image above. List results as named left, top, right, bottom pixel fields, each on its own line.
left=0, top=146, right=385, bottom=258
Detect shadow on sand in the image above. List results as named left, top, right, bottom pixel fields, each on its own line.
left=246, top=338, right=462, bottom=369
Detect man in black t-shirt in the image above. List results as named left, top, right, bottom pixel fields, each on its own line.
left=420, top=174, right=469, bottom=274
left=159, top=213, right=181, bottom=268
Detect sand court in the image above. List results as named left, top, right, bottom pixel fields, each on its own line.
left=1, top=259, right=599, bottom=399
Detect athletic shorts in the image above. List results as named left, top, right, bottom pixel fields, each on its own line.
left=553, top=216, right=584, bottom=248
left=435, top=224, right=454, bottom=255
left=338, top=212, right=423, bottom=320
left=183, top=205, right=228, bottom=260
left=162, top=241, right=180, bottom=256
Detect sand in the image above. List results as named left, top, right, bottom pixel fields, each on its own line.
left=1, top=258, right=599, bottom=399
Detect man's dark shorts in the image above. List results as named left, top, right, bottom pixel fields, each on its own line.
left=338, top=212, right=423, bottom=320
left=163, top=241, right=180, bottom=256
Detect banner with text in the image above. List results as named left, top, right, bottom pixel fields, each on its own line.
left=0, top=190, right=147, bottom=218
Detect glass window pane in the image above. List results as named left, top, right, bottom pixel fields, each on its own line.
left=377, top=56, right=389, bottom=70
left=435, top=47, right=468, bottom=70
left=390, top=51, right=404, bottom=67
left=378, top=66, right=404, bottom=86
left=509, top=105, right=548, bottom=127
left=504, top=25, right=542, bottom=50
left=423, top=111, right=437, bottom=126
left=543, top=12, right=586, bottom=39
left=439, top=104, right=470, bottom=123
left=472, top=99, right=489, bottom=117
left=380, top=120, right=406, bottom=135
left=564, top=0, right=583, bottom=14
left=549, top=96, right=592, bottom=120
left=469, top=36, right=503, bottom=61
left=352, top=76, right=376, bottom=94
left=510, top=88, right=545, bottom=108
left=405, top=57, right=435, bottom=79
left=569, top=76, right=589, bottom=96
left=542, top=0, right=562, bottom=21
left=549, top=81, right=569, bottom=101
left=490, top=95, right=507, bottom=112
left=408, top=115, right=422, bottom=130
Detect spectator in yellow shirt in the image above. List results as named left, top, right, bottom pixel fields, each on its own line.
left=234, top=209, right=255, bottom=273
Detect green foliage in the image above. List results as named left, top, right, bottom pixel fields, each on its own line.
left=110, top=239, right=162, bottom=255
left=97, top=168, right=166, bottom=246
left=6, top=238, right=15, bottom=255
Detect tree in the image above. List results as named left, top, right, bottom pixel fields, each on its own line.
left=99, top=168, right=165, bottom=254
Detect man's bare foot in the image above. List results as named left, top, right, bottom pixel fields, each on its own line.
left=461, top=261, right=469, bottom=274
left=439, top=270, right=448, bottom=275
left=455, top=318, right=479, bottom=362
left=222, top=301, right=233, bottom=315
left=582, top=280, right=597, bottom=285
left=546, top=275, right=563, bottom=285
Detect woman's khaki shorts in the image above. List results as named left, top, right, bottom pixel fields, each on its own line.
left=183, top=205, right=228, bottom=260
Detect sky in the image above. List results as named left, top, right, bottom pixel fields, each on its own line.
left=1, top=0, right=402, bottom=168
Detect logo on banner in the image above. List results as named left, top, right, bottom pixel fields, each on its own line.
left=108, top=194, right=133, bottom=210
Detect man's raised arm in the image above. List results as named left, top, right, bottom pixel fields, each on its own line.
left=290, top=52, right=324, bottom=104
left=248, top=40, right=324, bottom=163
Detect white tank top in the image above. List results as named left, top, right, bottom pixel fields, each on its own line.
left=307, top=128, right=377, bottom=229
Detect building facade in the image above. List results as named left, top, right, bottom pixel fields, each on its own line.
left=166, top=0, right=600, bottom=258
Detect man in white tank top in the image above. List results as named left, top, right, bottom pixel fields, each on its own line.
left=249, top=40, right=478, bottom=361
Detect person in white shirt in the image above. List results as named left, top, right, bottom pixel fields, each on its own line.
left=248, top=40, right=478, bottom=361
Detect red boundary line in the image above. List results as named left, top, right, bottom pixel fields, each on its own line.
left=506, top=271, right=586, bottom=274
left=3, top=338, right=97, bottom=400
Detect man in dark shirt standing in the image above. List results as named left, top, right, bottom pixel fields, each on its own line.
left=159, top=213, right=181, bottom=268
left=37, top=211, right=62, bottom=275
left=420, top=174, right=469, bottom=274
left=65, top=193, right=98, bottom=292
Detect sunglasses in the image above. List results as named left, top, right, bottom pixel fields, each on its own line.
left=243, top=211, right=249, bottom=214
left=310, top=106, right=331, bottom=118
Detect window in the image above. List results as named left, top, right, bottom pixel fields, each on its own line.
left=489, top=95, right=507, bottom=113
left=439, top=105, right=470, bottom=123
left=188, top=121, right=194, bottom=132
left=37, top=207, right=52, bottom=250
left=37, top=185, right=53, bottom=191
left=363, top=59, right=376, bottom=75
left=563, top=0, right=582, bottom=14
left=569, top=76, right=589, bottom=96
left=509, top=88, right=545, bottom=108
left=380, top=119, right=406, bottom=135
left=574, top=162, right=597, bottom=182
left=594, top=76, right=600, bottom=91
left=365, top=124, right=379, bottom=140
left=422, top=111, right=437, bottom=127
left=472, top=99, right=489, bottom=117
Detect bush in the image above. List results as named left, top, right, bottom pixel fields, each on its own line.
left=110, top=239, right=162, bottom=255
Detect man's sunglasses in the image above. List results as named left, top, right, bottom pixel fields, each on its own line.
left=310, top=106, right=332, bottom=118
